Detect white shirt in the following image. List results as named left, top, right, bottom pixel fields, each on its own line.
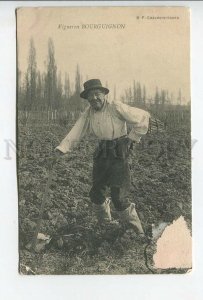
left=56, top=100, right=150, bottom=153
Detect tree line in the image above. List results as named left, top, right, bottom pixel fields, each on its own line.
left=17, top=38, right=187, bottom=112
left=18, top=38, right=86, bottom=112
left=121, top=83, right=184, bottom=109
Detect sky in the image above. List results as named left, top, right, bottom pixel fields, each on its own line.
left=17, top=6, right=190, bottom=103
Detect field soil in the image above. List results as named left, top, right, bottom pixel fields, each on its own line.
left=18, top=118, right=191, bottom=275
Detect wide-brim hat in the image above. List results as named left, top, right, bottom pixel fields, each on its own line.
left=80, top=79, right=109, bottom=99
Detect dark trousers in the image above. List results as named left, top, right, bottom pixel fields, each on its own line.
left=89, top=136, right=132, bottom=211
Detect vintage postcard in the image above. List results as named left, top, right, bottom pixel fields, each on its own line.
left=16, top=6, right=191, bottom=275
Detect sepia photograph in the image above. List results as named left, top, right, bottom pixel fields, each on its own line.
left=16, top=6, right=191, bottom=275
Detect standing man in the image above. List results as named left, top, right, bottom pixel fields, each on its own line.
left=55, top=79, right=150, bottom=235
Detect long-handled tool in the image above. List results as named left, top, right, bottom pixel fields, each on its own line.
left=30, top=151, right=71, bottom=251
left=31, top=164, right=55, bottom=252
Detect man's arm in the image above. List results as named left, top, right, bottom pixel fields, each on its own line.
left=55, top=107, right=90, bottom=153
left=113, top=101, right=150, bottom=143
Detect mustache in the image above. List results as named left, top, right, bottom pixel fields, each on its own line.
left=89, top=98, right=105, bottom=111
left=89, top=98, right=103, bottom=104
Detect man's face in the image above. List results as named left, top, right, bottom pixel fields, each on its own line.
left=87, top=89, right=105, bottom=111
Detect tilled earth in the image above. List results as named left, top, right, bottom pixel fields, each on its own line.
left=18, top=120, right=191, bottom=274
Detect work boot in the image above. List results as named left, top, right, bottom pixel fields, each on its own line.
left=93, top=198, right=112, bottom=223
left=119, top=203, right=145, bottom=235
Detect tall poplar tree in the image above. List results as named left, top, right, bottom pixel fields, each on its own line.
left=25, top=38, right=37, bottom=110
left=45, top=38, right=57, bottom=110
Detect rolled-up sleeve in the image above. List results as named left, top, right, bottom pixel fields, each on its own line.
left=56, top=108, right=90, bottom=153
left=113, top=102, right=150, bottom=142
